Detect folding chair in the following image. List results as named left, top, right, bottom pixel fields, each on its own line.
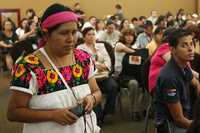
left=118, top=48, right=149, bottom=120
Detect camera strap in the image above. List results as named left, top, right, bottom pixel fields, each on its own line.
left=39, top=48, right=79, bottom=102
left=39, top=48, right=96, bottom=133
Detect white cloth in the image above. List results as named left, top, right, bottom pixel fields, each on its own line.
left=114, top=42, right=126, bottom=75
left=10, top=50, right=100, bottom=133
left=77, top=43, right=111, bottom=71
left=15, top=28, right=25, bottom=38
left=98, top=30, right=120, bottom=47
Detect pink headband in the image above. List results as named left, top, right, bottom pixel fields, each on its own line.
left=41, top=11, right=79, bottom=29
left=38, top=11, right=79, bottom=47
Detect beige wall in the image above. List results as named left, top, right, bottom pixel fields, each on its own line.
left=0, top=0, right=196, bottom=21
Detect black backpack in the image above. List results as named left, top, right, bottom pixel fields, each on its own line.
left=120, top=48, right=148, bottom=87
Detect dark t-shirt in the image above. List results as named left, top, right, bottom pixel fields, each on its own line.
left=155, top=58, right=193, bottom=124
left=0, top=31, right=18, bottom=54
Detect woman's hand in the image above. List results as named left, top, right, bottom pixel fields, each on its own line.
left=83, top=95, right=95, bottom=113
left=51, top=108, right=78, bottom=126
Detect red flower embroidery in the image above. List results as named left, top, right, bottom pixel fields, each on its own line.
left=61, top=67, right=72, bottom=81
left=34, top=68, right=47, bottom=89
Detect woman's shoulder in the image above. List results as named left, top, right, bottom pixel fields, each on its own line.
left=15, top=53, right=41, bottom=67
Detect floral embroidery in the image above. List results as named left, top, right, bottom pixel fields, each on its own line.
left=10, top=49, right=94, bottom=95
left=74, top=49, right=91, bottom=62
left=72, top=64, right=83, bottom=78
left=47, top=70, right=58, bottom=84
left=15, top=64, right=26, bottom=77
left=35, top=68, right=47, bottom=90
left=61, top=67, right=72, bottom=82
left=24, top=55, right=39, bottom=65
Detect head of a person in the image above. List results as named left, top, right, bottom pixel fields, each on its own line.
left=176, top=8, right=185, bottom=20
left=28, top=20, right=37, bottom=32
left=120, top=19, right=129, bottom=31
left=26, top=8, right=36, bottom=20
left=2, top=18, right=15, bottom=32
left=166, top=12, right=174, bottom=22
left=186, top=24, right=200, bottom=42
left=19, top=18, right=29, bottom=29
left=169, top=28, right=194, bottom=62
left=88, top=16, right=96, bottom=26
left=155, top=15, right=166, bottom=28
left=143, top=20, right=153, bottom=35
left=115, top=4, right=122, bottom=11
left=74, top=2, right=80, bottom=10
left=106, top=20, right=116, bottom=34
left=131, top=17, right=138, bottom=25
left=119, top=28, right=136, bottom=46
left=138, top=16, right=146, bottom=26
left=151, top=10, right=158, bottom=18
left=82, top=27, right=96, bottom=45
left=153, top=27, right=164, bottom=44
left=95, top=19, right=105, bottom=31
left=39, top=3, right=79, bottom=55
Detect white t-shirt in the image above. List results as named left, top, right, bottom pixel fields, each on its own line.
left=114, top=42, right=126, bottom=75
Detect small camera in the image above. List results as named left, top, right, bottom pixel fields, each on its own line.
left=69, top=104, right=85, bottom=117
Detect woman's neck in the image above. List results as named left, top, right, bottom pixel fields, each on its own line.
left=4, top=30, right=12, bottom=36
left=44, top=45, right=74, bottom=67
left=125, top=43, right=132, bottom=48
left=85, top=42, right=96, bottom=54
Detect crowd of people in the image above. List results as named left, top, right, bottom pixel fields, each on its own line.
left=1, top=2, right=200, bottom=133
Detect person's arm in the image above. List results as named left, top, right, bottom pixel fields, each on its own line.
left=83, top=77, right=102, bottom=113
left=18, top=30, right=35, bottom=41
left=7, top=90, right=78, bottom=125
left=115, top=42, right=135, bottom=53
left=166, top=102, right=192, bottom=128
left=0, top=41, right=12, bottom=48
left=191, top=69, right=199, bottom=80
left=96, top=44, right=112, bottom=72
left=191, top=76, right=200, bottom=95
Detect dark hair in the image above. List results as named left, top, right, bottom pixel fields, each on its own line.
left=143, top=20, right=153, bottom=29
left=166, top=12, right=173, bottom=19
left=154, top=27, right=164, bottom=35
left=119, top=28, right=136, bottom=45
left=19, top=18, right=28, bottom=28
left=82, top=27, right=95, bottom=37
left=74, top=2, right=80, bottom=7
left=106, top=19, right=115, bottom=26
left=115, top=4, right=122, bottom=9
left=139, top=16, right=146, bottom=21
left=41, top=3, right=73, bottom=23
left=2, top=18, right=15, bottom=31
left=38, top=3, right=74, bottom=37
left=18, top=18, right=29, bottom=33
left=186, top=24, right=200, bottom=41
left=169, top=28, right=192, bottom=47
left=131, top=17, right=138, bottom=23
left=155, top=15, right=166, bottom=25
left=26, top=8, right=36, bottom=20
left=119, top=19, right=129, bottom=31
left=162, top=27, right=177, bottom=43
left=95, top=19, right=105, bottom=31
left=88, top=16, right=96, bottom=21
